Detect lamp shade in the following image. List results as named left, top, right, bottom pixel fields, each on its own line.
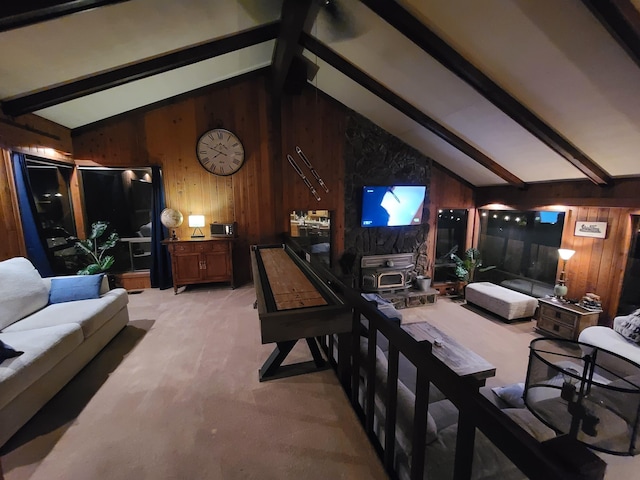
left=188, top=215, right=205, bottom=228
left=525, top=338, right=640, bottom=456
left=558, top=249, right=576, bottom=261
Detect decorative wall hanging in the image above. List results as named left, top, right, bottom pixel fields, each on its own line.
left=574, top=221, right=607, bottom=238
left=287, top=154, right=321, bottom=201
left=296, top=146, right=329, bottom=193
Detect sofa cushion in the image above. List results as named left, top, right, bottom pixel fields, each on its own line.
left=0, top=339, right=24, bottom=363
left=2, top=289, right=128, bottom=339
left=49, top=274, right=104, bottom=304
left=0, top=323, right=83, bottom=410
left=0, top=257, right=49, bottom=330
left=613, top=311, right=640, bottom=344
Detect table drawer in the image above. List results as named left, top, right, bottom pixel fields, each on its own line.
left=540, top=304, right=577, bottom=326
left=172, top=243, right=194, bottom=253
left=537, top=316, right=574, bottom=339
left=195, top=241, right=229, bottom=253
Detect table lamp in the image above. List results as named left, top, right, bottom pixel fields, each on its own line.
left=525, top=338, right=640, bottom=456
left=188, top=215, right=205, bottom=238
left=554, top=248, right=575, bottom=300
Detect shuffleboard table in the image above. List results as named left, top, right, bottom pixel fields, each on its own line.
left=251, top=244, right=351, bottom=381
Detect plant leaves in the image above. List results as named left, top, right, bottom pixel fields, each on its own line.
left=89, top=221, right=109, bottom=240
left=75, top=240, right=94, bottom=255
left=100, top=256, right=115, bottom=271
left=77, top=263, right=102, bottom=275
left=99, top=232, right=119, bottom=252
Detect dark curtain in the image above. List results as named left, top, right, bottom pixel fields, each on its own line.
left=150, top=166, right=172, bottom=289
left=11, top=152, right=54, bottom=277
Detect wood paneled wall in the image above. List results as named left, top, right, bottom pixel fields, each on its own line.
left=280, top=88, right=346, bottom=266
left=73, top=74, right=278, bottom=284
left=478, top=181, right=640, bottom=325
left=4, top=71, right=630, bottom=322
left=73, top=75, right=350, bottom=282
left=0, top=113, right=73, bottom=261
left=560, top=207, right=640, bottom=325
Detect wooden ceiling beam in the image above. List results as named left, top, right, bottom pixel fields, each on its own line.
left=0, top=0, right=130, bottom=33
left=271, top=0, right=319, bottom=98
left=582, top=0, right=640, bottom=69
left=1, top=22, right=280, bottom=117
left=301, top=34, right=527, bottom=189
left=360, top=0, right=613, bottom=186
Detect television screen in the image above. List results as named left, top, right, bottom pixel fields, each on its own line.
left=361, top=185, right=426, bottom=227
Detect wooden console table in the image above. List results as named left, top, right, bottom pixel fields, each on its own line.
left=251, top=244, right=351, bottom=381
left=162, top=237, right=234, bottom=293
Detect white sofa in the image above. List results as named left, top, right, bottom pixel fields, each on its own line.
left=578, top=313, right=640, bottom=366
left=0, top=257, right=129, bottom=447
left=466, top=282, right=538, bottom=322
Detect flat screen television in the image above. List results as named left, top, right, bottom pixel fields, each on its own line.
left=361, top=185, right=427, bottom=227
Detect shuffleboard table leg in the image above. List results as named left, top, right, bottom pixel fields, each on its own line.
left=259, top=341, right=297, bottom=381
left=306, top=337, right=326, bottom=368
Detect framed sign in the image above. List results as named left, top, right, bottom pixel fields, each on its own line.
left=574, top=221, right=607, bottom=238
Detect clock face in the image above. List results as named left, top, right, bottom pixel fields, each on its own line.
left=196, top=129, right=245, bottom=176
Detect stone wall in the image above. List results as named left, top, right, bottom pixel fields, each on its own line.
left=341, top=112, right=431, bottom=279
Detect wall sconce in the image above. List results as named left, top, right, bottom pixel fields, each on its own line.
left=554, top=248, right=576, bottom=300
left=188, top=215, right=205, bottom=238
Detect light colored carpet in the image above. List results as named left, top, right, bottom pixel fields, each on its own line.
left=1, top=284, right=387, bottom=480
left=2, top=288, right=638, bottom=479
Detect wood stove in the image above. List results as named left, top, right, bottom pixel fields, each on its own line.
left=360, top=253, right=415, bottom=293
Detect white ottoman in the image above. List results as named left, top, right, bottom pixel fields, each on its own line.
left=465, top=282, right=538, bottom=322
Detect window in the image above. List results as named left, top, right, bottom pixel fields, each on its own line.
left=25, top=157, right=78, bottom=274
left=434, top=209, right=468, bottom=282
left=477, top=210, right=565, bottom=296
left=79, top=167, right=153, bottom=273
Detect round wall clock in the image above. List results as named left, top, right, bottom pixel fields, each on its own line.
left=196, top=128, right=245, bottom=176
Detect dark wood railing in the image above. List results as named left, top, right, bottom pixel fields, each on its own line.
left=287, top=239, right=606, bottom=480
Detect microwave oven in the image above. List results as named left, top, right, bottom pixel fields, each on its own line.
left=210, top=222, right=236, bottom=237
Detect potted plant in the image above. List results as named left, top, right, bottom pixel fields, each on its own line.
left=414, top=258, right=432, bottom=291
left=451, top=247, right=495, bottom=283
left=75, top=221, right=119, bottom=276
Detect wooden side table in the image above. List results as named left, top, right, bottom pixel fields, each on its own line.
left=536, top=298, right=601, bottom=340
left=162, top=237, right=234, bottom=293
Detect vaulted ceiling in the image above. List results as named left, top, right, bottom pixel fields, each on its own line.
left=2, top=0, right=640, bottom=188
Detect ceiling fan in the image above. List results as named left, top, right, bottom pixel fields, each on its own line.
left=316, top=0, right=364, bottom=41
left=239, top=0, right=364, bottom=42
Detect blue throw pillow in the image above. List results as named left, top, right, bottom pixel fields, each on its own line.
left=0, top=339, right=24, bottom=363
left=49, top=274, right=104, bottom=304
